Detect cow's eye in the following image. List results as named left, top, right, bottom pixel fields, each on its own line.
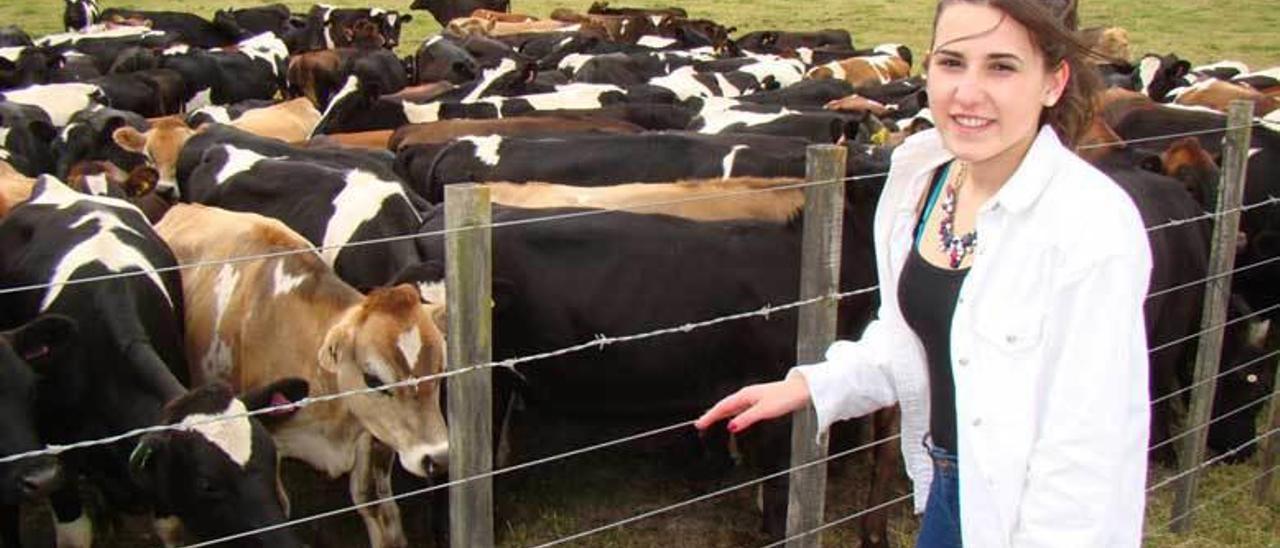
left=363, top=373, right=388, bottom=392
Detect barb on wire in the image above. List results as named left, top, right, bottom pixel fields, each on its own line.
left=1150, top=462, right=1280, bottom=535
left=1147, top=426, right=1279, bottom=493
left=0, top=172, right=879, bottom=300
left=1150, top=347, right=1280, bottom=407
left=0, top=286, right=878, bottom=465
left=758, top=492, right=916, bottom=548
left=529, top=433, right=904, bottom=548
left=1149, top=301, right=1280, bottom=354
left=1145, top=195, right=1280, bottom=235
left=1076, top=120, right=1267, bottom=151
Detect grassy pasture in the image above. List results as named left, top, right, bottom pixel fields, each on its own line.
left=3, top=0, right=1276, bottom=546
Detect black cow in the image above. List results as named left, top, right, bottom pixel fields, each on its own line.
left=1207, top=296, right=1277, bottom=462
left=0, top=101, right=57, bottom=177
left=399, top=183, right=881, bottom=537
left=735, top=29, right=853, bottom=52
left=413, top=35, right=482, bottom=84
left=0, top=314, right=77, bottom=548
left=0, top=47, right=68, bottom=90
left=0, top=26, right=33, bottom=47
left=175, top=124, right=403, bottom=188
left=212, top=3, right=298, bottom=39
left=97, top=7, right=238, bottom=49
left=410, top=0, right=510, bottom=26
left=181, top=147, right=423, bottom=291
left=737, top=78, right=856, bottom=109
left=160, top=33, right=289, bottom=107
left=52, top=105, right=148, bottom=179
left=91, top=68, right=187, bottom=118
left=0, top=177, right=303, bottom=545
left=406, top=132, right=816, bottom=201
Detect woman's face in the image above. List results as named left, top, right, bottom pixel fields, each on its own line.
left=926, top=3, right=1068, bottom=167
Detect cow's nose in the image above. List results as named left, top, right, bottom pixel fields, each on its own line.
left=425, top=452, right=448, bottom=478
left=20, top=459, right=62, bottom=498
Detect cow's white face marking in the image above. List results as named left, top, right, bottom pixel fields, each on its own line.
left=397, top=325, right=421, bottom=368
left=1137, top=56, right=1161, bottom=97
left=637, top=35, right=677, bottom=49
left=272, top=260, right=306, bottom=297
left=460, top=135, right=502, bottom=166
left=34, top=181, right=171, bottom=311
left=1, top=83, right=99, bottom=127
left=402, top=100, right=443, bottom=124
left=214, top=145, right=276, bottom=184
left=84, top=173, right=109, bottom=196
left=648, top=15, right=663, bottom=25
left=321, top=170, right=411, bottom=267
left=183, top=88, right=213, bottom=113
left=462, top=57, right=518, bottom=103
left=721, top=144, right=748, bottom=180
left=179, top=398, right=253, bottom=467
left=416, top=281, right=446, bottom=304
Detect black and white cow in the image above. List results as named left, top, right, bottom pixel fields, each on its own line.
left=53, top=104, right=148, bottom=179
left=0, top=82, right=101, bottom=127
left=181, top=147, right=423, bottom=291
left=159, top=33, right=289, bottom=109
left=212, top=3, right=299, bottom=40
left=0, top=101, right=57, bottom=177
left=62, top=0, right=99, bottom=32
left=0, top=26, right=33, bottom=48
left=413, top=35, right=482, bottom=84
left=410, top=0, right=510, bottom=26
left=95, top=6, right=240, bottom=49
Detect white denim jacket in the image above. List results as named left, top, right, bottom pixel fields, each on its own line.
left=793, top=126, right=1152, bottom=547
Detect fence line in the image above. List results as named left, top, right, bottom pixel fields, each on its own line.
left=1075, top=121, right=1267, bottom=150
left=1146, top=253, right=1280, bottom=300
left=1153, top=462, right=1280, bottom=535
left=759, top=492, right=916, bottom=548
left=1149, top=396, right=1276, bottom=456
left=1149, top=301, right=1280, bottom=354
left=1148, top=426, right=1279, bottom=493
left=528, top=433, right=904, bottom=548
left=1151, top=347, right=1280, bottom=407
left=0, top=285, right=880, bottom=465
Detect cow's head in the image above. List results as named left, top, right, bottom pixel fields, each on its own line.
left=1208, top=297, right=1276, bottom=462
left=377, top=10, right=411, bottom=49
left=0, top=314, right=79, bottom=506
left=1137, top=53, right=1191, bottom=101
left=112, top=117, right=195, bottom=199
left=318, top=284, right=449, bottom=477
left=414, top=35, right=480, bottom=84
left=131, top=380, right=305, bottom=547
left=63, top=0, right=99, bottom=32
left=1159, top=136, right=1219, bottom=210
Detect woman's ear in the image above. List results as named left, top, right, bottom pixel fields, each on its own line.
left=1044, top=61, right=1071, bottom=107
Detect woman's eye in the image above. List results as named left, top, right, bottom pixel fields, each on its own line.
left=991, top=63, right=1017, bottom=72
left=937, top=58, right=962, bottom=68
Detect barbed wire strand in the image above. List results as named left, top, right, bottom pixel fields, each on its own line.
left=1076, top=120, right=1266, bottom=150
left=1144, top=194, right=1280, bottom=235
left=1148, top=394, right=1276, bottom=456
left=528, top=433, right=903, bottom=548
left=1149, top=301, right=1280, bottom=354
left=1151, top=347, right=1280, bottom=407
left=1150, top=462, right=1280, bottom=534
left=1148, top=426, right=1278, bottom=493
left=0, top=285, right=878, bottom=465
left=1146, top=253, right=1280, bottom=300
left=757, top=492, right=916, bottom=548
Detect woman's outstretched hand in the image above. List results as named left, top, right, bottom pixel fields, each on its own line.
left=694, top=373, right=813, bottom=434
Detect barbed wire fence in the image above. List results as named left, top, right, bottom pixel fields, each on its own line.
left=0, top=104, right=1274, bottom=547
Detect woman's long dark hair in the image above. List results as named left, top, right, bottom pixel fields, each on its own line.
left=931, top=0, right=1101, bottom=146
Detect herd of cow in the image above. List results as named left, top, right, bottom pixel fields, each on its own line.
left=0, top=0, right=1278, bottom=545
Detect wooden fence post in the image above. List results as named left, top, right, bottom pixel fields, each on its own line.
left=786, top=144, right=847, bottom=548
left=1254, top=355, right=1280, bottom=505
left=445, top=184, right=494, bottom=548
left=1170, top=100, right=1254, bottom=533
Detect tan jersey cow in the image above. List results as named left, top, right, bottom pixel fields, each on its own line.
left=484, top=177, right=806, bottom=222
left=155, top=204, right=448, bottom=548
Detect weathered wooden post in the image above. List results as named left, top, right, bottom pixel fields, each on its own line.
left=445, top=184, right=494, bottom=548
left=1254, top=355, right=1280, bottom=505
left=786, top=144, right=847, bottom=547
left=1170, top=100, right=1253, bottom=533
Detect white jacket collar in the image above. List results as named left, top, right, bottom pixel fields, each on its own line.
left=892, top=125, right=1066, bottom=215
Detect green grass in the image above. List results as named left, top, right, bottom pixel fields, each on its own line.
left=4, top=0, right=1277, bottom=68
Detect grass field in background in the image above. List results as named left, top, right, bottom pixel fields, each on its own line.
left=2, top=0, right=1276, bottom=546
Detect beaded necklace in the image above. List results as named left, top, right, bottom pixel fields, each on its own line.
left=937, top=161, right=978, bottom=268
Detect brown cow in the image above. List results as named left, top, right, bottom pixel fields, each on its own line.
left=484, top=177, right=805, bottom=222
left=0, top=160, right=34, bottom=217
left=469, top=8, right=538, bottom=22
left=1080, top=26, right=1131, bottom=64
left=155, top=203, right=449, bottom=548
left=307, top=130, right=395, bottom=150
left=287, top=49, right=347, bottom=107
left=63, top=160, right=173, bottom=223
left=805, top=54, right=911, bottom=88
left=1173, top=78, right=1280, bottom=116
left=388, top=115, right=644, bottom=150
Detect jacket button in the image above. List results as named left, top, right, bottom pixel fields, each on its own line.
left=1005, top=334, right=1018, bottom=344
left=958, top=357, right=969, bottom=367
left=973, top=418, right=983, bottom=427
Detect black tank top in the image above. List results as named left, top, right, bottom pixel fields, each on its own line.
left=898, top=162, right=969, bottom=453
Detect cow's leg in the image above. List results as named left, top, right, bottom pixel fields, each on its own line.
left=350, top=432, right=408, bottom=548
left=859, top=407, right=900, bottom=548
left=740, top=417, right=791, bottom=539
left=49, top=482, right=90, bottom=548
left=2, top=503, right=20, bottom=548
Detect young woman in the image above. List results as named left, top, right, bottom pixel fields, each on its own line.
left=695, top=1, right=1150, bottom=546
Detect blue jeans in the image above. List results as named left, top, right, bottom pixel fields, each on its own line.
left=917, top=443, right=962, bottom=547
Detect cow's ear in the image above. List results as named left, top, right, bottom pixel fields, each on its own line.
left=124, top=165, right=158, bottom=197
left=112, top=125, right=148, bottom=153
left=1172, top=60, right=1191, bottom=79
left=317, top=324, right=353, bottom=373
left=400, top=13, right=412, bottom=23
left=240, top=377, right=310, bottom=425
left=6, top=314, right=78, bottom=372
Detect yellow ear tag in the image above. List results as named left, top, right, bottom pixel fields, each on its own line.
left=871, top=127, right=890, bottom=146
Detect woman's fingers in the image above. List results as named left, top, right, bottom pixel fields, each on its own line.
left=695, top=376, right=812, bottom=433
left=694, top=390, right=756, bottom=431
